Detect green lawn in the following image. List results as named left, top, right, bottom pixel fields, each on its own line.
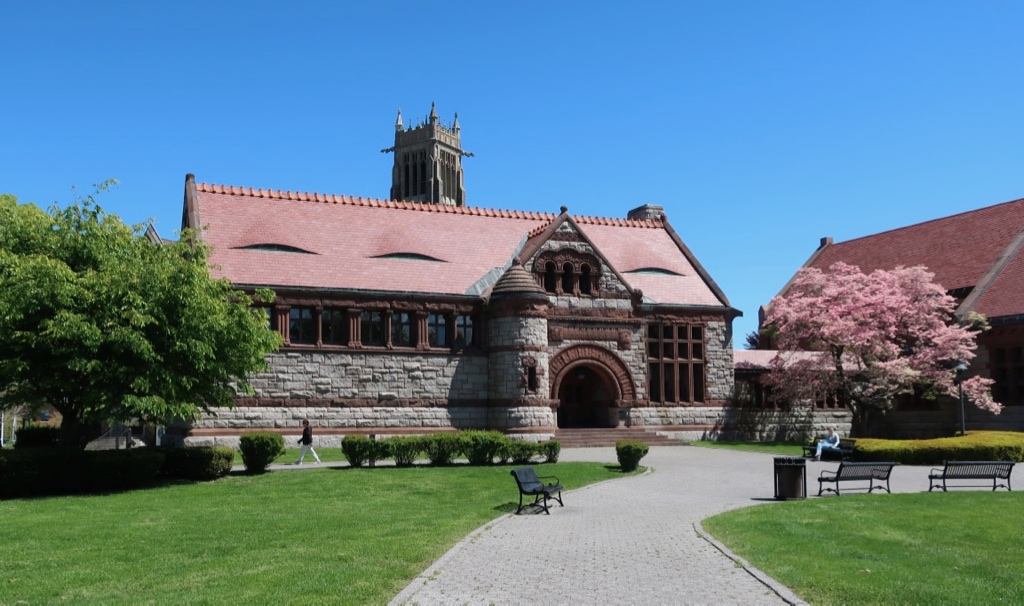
left=691, top=440, right=805, bottom=456
left=0, top=462, right=629, bottom=605
left=703, top=491, right=1024, bottom=605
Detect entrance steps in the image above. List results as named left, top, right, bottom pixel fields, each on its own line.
left=553, top=428, right=688, bottom=448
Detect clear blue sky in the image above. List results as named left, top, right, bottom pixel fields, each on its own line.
left=3, top=2, right=1023, bottom=344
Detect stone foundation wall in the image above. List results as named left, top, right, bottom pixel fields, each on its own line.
left=185, top=404, right=556, bottom=448
left=629, top=406, right=851, bottom=442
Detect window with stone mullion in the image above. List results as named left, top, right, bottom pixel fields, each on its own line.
left=454, top=314, right=475, bottom=348
left=647, top=322, right=705, bottom=404
left=427, top=313, right=448, bottom=348
left=321, top=309, right=348, bottom=345
left=360, top=311, right=385, bottom=347
left=288, top=307, right=317, bottom=345
left=391, top=311, right=414, bottom=348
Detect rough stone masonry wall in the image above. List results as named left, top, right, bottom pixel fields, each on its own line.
left=630, top=406, right=851, bottom=441
left=188, top=350, right=492, bottom=442
left=703, top=320, right=733, bottom=403
left=487, top=314, right=550, bottom=400
left=245, top=350, right=488, bottom=401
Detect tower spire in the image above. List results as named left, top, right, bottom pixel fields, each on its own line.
left=383, top=104, right=470, bottom=207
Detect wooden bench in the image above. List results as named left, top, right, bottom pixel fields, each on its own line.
left=818, top=461, right=895, bottom=496
left=928, top=461, right=1014, bottom=492
left=511, top=467, right=564, bottom=514
left=803, top=437, right=856, bottom=461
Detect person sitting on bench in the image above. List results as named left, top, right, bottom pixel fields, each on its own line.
left=815, top=425, right=841, bottom=461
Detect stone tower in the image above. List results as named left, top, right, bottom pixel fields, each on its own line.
left=486, top=259, right=557, bottom=430
left=382, top=102, right=472, bottom=207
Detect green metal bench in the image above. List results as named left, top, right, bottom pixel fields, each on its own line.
left=511, top=467, right=564, bottom=514
left=818, top=461, right=895, bottom=496
left=928, top=461, right=1014, bottom=492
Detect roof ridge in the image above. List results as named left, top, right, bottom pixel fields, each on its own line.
left=195, top=181, right=665, bottom=227
left=196, top=181, right=563, bottom=220
left=831, top=196, right=1024, bottom=247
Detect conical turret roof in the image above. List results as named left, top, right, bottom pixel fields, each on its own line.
left=490, top=259, right=548, bottom=299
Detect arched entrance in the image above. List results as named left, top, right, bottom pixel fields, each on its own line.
left=549, top=344, right=636, bottom=429
left=557, top=365, right=616, bottom=428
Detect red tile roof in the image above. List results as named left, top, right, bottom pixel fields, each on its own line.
left=187, top=179, right=731, bottom=309
left=804, top=197, right=1024, bottom=319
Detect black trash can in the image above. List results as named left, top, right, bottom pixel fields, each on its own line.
left=774, top=457, right=807, bottom=500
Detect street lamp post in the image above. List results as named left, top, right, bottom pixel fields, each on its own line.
left=954, top=362, right=968, bottom=437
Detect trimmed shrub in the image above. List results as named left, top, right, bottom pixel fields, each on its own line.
left=539, top=440, right=561, bottom=463
left=341, top=435, right=389, bottom=467
left=0, top=448, right=165, bottom=498
left=84, top=449, right=166, bottom=490
left=12, top=425, right=61, bottom=449
left=423, top=433, right=463, bottom=466
left=461, top=430, right=508, bottom=466
left=386, top=436, right=423, bottom=467
left=239, top=431, right=285, bottom=474
left=504, top=440, right=538, bottom=465
left=856, top=431, right=1024, bottom=466
left=161, top=446, right=234, bottom=480
left=616, top=439, right=649, bottom=472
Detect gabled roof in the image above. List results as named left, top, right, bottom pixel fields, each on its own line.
left=781, top=197, right=1024, bottom=321
left=182, top=175, right=734, bottom=310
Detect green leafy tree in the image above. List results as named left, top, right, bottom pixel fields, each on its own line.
left=0, top=185, right=281, bottom=448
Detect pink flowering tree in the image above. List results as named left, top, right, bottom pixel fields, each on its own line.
left=764, top=262, right=999, bottom=436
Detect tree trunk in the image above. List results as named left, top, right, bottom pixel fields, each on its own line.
left=57, top=413, right=102, bottom=450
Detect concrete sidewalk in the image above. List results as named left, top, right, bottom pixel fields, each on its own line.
left=390, top=446, right=935, bottom=605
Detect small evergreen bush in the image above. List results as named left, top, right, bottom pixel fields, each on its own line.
left=615, top=439, right=649, bottom=472
left=12, top=425, right=61, bottom=449
left=461, top=430, right=508, bottom=466
left=239, top=431, right=285, bottom=474
left=341, top=435, right=389, bottom=467
left=423, top=433, right=463, bottom=466
left=505, top=440, right=538, bottom=465
left=161, top=446, right=234, bottom=480
left=385, top=436, right=423, bottom=467
left=539, top=440, right=561, bottom=463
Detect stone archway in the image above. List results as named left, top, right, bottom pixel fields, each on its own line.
left=549, top=344, right=636, bottom=428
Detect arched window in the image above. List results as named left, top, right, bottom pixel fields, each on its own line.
left=544, top=262, right=558, bottom=293
left=561, top=263, right=575, bottom=294
left=533, top=250, right=602, bottom=296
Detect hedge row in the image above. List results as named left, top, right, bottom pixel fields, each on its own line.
left=854, top=431, right=1024, bottom=465
left=0, top=446, right=236, bottom=499
left=340, top=431, right=561, bottom=468
left=0, top=448, right=165, bottom=499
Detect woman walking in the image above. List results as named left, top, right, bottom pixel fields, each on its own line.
left=296, top=419, right=322, bottom=464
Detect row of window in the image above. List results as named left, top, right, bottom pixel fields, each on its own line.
left=272, top=307, right=476, bottom=350
left=734, top=379, right=849, bottom=411
left=539, top=261, right=598, bottom=296
left=275, top=311, right=716, bottom=405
